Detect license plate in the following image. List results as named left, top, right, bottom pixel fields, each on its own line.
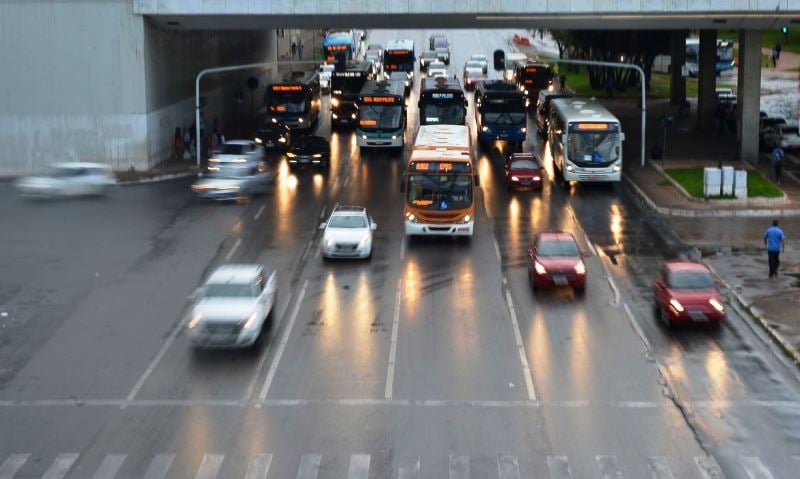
left=553, top=275, right=568, bottom=286
left=689, top=311, right=707, bottom=322
left=266, top=141, right=274, bottom=146
left=457, top=227, right=470, bottom=232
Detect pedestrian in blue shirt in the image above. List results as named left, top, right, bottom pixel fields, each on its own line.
left=764, top=220, right=786, bottom=277
left=771, top=146, right=784, bottom=184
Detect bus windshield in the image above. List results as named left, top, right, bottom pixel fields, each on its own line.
left=268, top=91, right=306, bottom=113
left=483, top=98, right=525, bottom=124
left=567, top=130, right=619, bottom=166
left=407, top=174, right=472, bottom=210
left=421, top=102, right=465, bottom=125
left=359, top=104, right=402, bottom=130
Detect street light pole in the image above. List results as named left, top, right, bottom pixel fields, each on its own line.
left=552, top=59, right=647, bottom=167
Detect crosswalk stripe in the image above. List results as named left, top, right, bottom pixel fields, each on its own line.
left=449, top=454, right=470, bottom=479
left=497, top=454, right=521, bottom=479
left=143, top=454, right=175, bottom=479
left=0, top=454, right=29, bottom=479
left=546, top=456, right=572, bottom=478
left=647, top=456, right=675, bottom=479
left=596, top=455, right=623, bottom=479
left=92, top=454, right=127, bottom=479
left=42, top=453, right=79, bottom=479
left=194, top=454, right=224, bottom=479
left=397, top=456, right=420, bottom=479
left=245, top=454, right=273, bottom=479
left=347, top=454, right=370, bottom=479
left=694, top=456, right=725, bottom=479
left=739, top=456, right=774, bottom=479
left=295, top=454, right=321, bottom=479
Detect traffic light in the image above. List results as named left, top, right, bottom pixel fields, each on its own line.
left=782, top=26, right=788, bottom=34
left=782, top=26, right=789, bottom=43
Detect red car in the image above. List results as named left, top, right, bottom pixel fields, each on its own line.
left=505, top=153, right=543, bottom=191
left=527, top=231, right=586, bottom=293
left=652, top=260, right=725, bottom=327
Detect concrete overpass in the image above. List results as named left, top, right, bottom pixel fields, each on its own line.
left=1, top=0, right=798, bottom=174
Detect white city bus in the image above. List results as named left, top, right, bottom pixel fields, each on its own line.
left=547, top=98, right=624, bottom=183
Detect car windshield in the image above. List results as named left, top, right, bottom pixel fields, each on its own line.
left=218, top=144, right=251, bottom=155
left=465, top=62, right=483, bottom=69
left=670, top=271, right=714, bottom=290
left=471, top=55, right=486, bottom=61
left=407, top=174, right=473, bottom=210
left=537, top=239, right=580, bottom=257
left=358, top=105, right=402, bottom=130
left=47, top=166, right=83, bottom=177
left=328, top=215, right=368, bottom=228
left=423, top=52, right=437, bottom=60
left=510, top=160, right=538, bottom=170
left=204, top=283, right=254, bottom=298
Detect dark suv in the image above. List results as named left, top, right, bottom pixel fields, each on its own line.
left=255, top=122, right=291, bottom=150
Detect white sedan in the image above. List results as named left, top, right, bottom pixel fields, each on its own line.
left=15, top=162, right=116, bottom=199
left=208, top=140, right=265, bottom=168
left=427, top=61, right=447, bottom=79
left=318, top=63, right=336, bottom=92
left=469, top=53, right=489, bottom=73
left=319, top=206, right=377, bottom=259
left=187, top=264, right=277, bottom=348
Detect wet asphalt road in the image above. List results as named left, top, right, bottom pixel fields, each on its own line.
left=1, top=29, right=799, bottom=479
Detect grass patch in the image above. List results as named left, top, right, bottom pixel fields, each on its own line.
left=665, top=168, right=784, bottom=199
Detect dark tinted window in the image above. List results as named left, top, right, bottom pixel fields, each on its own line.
left=669, top=271, right=714, bottom=290
left=537, top=239, right=579, bottom=257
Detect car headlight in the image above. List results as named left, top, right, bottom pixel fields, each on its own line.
left=254, top=137, right=263, bottom=144
left=278, top=136, right=287, bottom=143
left=481, top=126, right=489, bottom=132
left=520, top=127, right=527, bottom=133
left=511, top=176, right=519, bottom=182
left=324, top=235, right=335, bottom=247
left=460, top=214, right=471, bottom=224
left=709, top=298, right=725, bottom=313
left=188, top=313, right=202, bottom=329
left=669, top=298, right=685, bottom=313
left=407, top=71, right=413, bottom=78
left=524, top=89, right=529, bottom=95
left=242, top=311, right=259, bottom=329
left=405, top=81, right=409, bottom=86
left=298, top=118, right=304, bottom=123
left=332, top=113, right=339, bottom=119
left=287, top=152, right=296, bottom=158
left=351, top=113, right=357, bottom=119
left=574, top=261, right=586, bottom=275
left=358, top=235, right=370, bottom=248
left=313, top=153, right=323, bottom=158
left=271, top=118, right=277, bottom=123
left=421, top=60, right=426, bottom=66
left=532, top=176, right=541, bottom=181
left=331, top=98, right=339, bottom=107
left=534, top=261, right=547, bottom=275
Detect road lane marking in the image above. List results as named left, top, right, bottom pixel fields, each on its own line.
left=400, top=238, right=406, bottom=261
left=224, top=238, right=242, bottom=261
left=504, top=285, right=537, bottom=401
left=398, top=457, right=420, bottom=479
left=315, top=242, right=322, bottom=259
left=607, top=275, right=620, bottom=305
left=300, top=241, right=312, bottom=262
left=694, top=456, right=725, bottom=479
left=244, top=454, right=273, bottom=479
left=347, top=454, right=370, bottom=479
left=449, top=454, right=469, bottom=479
left=497, top=455, right=521, bottom=479
left=586, top=240, right=598, bottom=257
left=42, top=453, right=79, bottom=479
left=319, top=205, right=327, bottom=220
left=194, top=454, right=224, bottom=479
left=254, top=204, right=266, bottom=221
left=595, top=455, right=623, bottom=479
left=493, top=236, right=502, bottom=262
left=143, top=454, right=175, bottom=479
left=92, top=454, right=127, bottom=479
left=623, top=302, right=653, bottom=351
left=739, top=456, right=775, bottom=479
left=647, top=456, right=675, bottom=479
left=0, top=454, right=29, bottom=479
left=295, top=454, right=321, bottom=479
left=343, top=176, right=350, bottom=187
left=259, top=279, right=309, bottom=400
left=125, top=315, right=185, bottom=405
left=385, top=279, right=403, bottom=399
left=546, top=456, right=572, bottom=478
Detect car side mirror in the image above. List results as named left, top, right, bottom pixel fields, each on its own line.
left=319, top=222, right=326, bottom=230
left=371, top=222, right=377, bottom=231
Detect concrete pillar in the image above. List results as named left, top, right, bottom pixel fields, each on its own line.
left=736, top=30, right=762, bottom=163
left=670, top=30, right=687, bottom=106
left=697, top=30, right=717, bottom=131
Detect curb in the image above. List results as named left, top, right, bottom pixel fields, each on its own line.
left=117, top=170, right=197, bottom=185
left=705, top=263, right=800, bottom=368
left=622, top=172, right=800, bottom=217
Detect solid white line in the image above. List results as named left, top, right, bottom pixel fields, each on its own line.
left=450, top=454, right=470, bottom=479
left=319, top=205, right=327, bottom=220
left=259, top=279, right=308, bottom=400
left=143, top=454, right=175, bottom=479
left=505, top=286, right=537, bottom=401
left=400, top=238, right=406, bottom=261
left=42, top=453, right=79, bottom=479
left=224, top=238, right=242, bottom=261
left=623, top=302, right=653, bottom=351
left=300, top=241, right=312, bottom=262
left=694, top=456, right=724, bottom=479
left=546, top=456, right=572, bottom=479
left=125, top=318, right=184, bottom=404
left=0, top=454, right=29, bottom=479
left=92, top=454, right=127, bottom=479
left=586, top=241, right=599, bottom=257
left=254, top=204, right=266, bottom=221
left=347, top=454, right=370, bottom=479
left=493, top=236, right=502, bottom=262
left=595, top=455, right=622, bottom=479
left=497, top=455, right=521, bottom=479
left=385, top=279, right=402, bottom=399
left=194, top=454, right=224, bottom=479
left=739, top=456, right=775, bottom=479
left=343, top=176, right=350, bottom=187
left=607, top=275, right=621, bottom=305
left=314, top=243, right=322, bottom=259
left=245, top=454, right=273, bottom=479
left=295, top=454, right=321, bottom=479
left=647, top=456, right=676, bottom=479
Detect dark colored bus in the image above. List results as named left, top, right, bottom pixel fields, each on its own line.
left=264, top=72, right=321, bottom=132
left=513, top=61, right=554, bottom=108
left=330, top=60, right=373, bottom=128
left=418, top=76, right=467, bottom=126
left=474, top=80, right=526, bottom=148
left=383, top=39, right=416, bottom=86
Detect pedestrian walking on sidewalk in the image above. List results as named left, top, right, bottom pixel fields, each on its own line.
left=183, top=129, right=194, bottom=159
left=764, top=220, right=786, bottom=278
left=775, top=42, right=782, bottom=60
left=173, top=127, right=184, bottom=160
left=298, top=41, right=304, bottom=60
left=291, top=41, right=297, bottom=59
left=771, top=48, right=778, bottom=68
left=771, top=145, right=785, bottom=184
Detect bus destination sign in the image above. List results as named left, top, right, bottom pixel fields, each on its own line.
left=410, top=161, right=472, bottom=173
left=271, top=85, right=303, bottom=92
left=362, top=96, right=397, bottom=104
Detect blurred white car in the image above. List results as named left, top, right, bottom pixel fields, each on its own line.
left=365, top=51, right=382, bottom=77
left=15, top=162, right=116, bottom=199
left=187, top=264, right=277, bottom=348
left=208, top=140, right=265, bottom=168
left=319, top=206, right=377, bottom=259
left=192, top=164, right=273, bottom=201
left=427, top=61, right=447, bottom=79
left=469, top=53, right=489, bottom=73
left=318, top=64, right=336, bottom=92
left=463, top=61, right=487, bottom=90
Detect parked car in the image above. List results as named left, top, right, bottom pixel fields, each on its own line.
left=192, top=164, right=273, bottom=200
left=652, top=260, right=725, bottom=328
left=463, top=61, right=487, bottom=90
left=287, top=135, right=331, bottom=169
left=527, top=231, right=586, bottom=293
left=505, top=153, right=543, bottom=191
left=419, top=51, right=438, bottom=72
left=208, top=140, right=265, bottom=168
left=318, top=64, right=336, bottom=92
left=186, top=264, right=277, bottom=348
left=469, top=53, right=489, bottom=73
left=254, top=122, right=291, bottom=151
left=319, top=206, right=377, bottom=259
left=15, top=162, right=116, bottom=199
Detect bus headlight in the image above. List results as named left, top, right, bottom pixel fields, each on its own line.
left=298, top=118, right=304, bottom=123
left=392, top=135, right=398, bottom=140
left=481, top=126, right=489, bottom=132
left=331, top=98, right=339, bottom=107
left=361, top=134, right=368, bottom=140
left=566, top=165, right=574, bottom=172
left=313, top=154, right=322, bottom=158
left=460, top=214, right=471, bottom=224
left=613, top=164, right=621, bottom=172
left=520, top=127, right=527, bottom=133
left=406, top=212, right=419, bottom=223
left=332, top=113, right=338, bottom=119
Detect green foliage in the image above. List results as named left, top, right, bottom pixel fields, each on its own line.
left=666, top=168, right=784, bottom=199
